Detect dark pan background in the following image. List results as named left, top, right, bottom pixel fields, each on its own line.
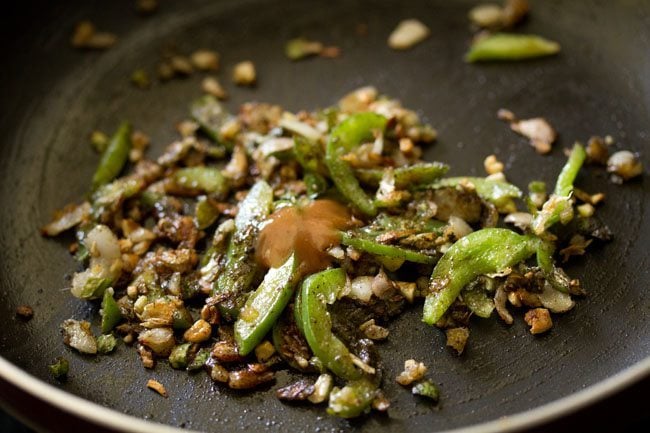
left=0, top=0, right=648, bottom=432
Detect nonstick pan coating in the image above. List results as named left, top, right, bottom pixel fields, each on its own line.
left=0, top=0, right=649, bottom=432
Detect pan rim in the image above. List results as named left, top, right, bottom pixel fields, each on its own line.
left=1, top=355, right=649, bottom=432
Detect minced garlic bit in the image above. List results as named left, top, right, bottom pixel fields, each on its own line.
left=388, top=19, right=430, bottom=50
left=232, top=61, right=257, bottom=86
left=396, top=359, right=427, bottom=385
left=484, top=154, right=504, bottom=175
left=147, top=379, right=168, bottom=397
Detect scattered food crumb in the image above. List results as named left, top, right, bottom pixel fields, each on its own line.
left=524, top=308, right=553, bottom=334
left=607, top=150, right=643, bottom=182
left=319, top=45, right=341, bottom=58
left=276, top=379, right=314, bottom=401
left=131, top=69, right=151, bottom=89
left=170, top=55, right=194, bottom=76
left=130, top=130, right=150, bottom=162
left=61, top=319, right=97, bottom=354
left=16, top=305, right=34, bottom=320
left=499, top=109, right=557, bottom=154
left=254, top=341, right=276, bottom=363
left=191, top=49, right=220, bottom=71
left=285, top=38, right=324, bottom=60
left=576, top=203, right=595, bottom=218
left=372, top=391, right=391, bottom=411
left=497, top=108, right=516, bottom=122
left=445, top=327, right=470, bottom=354
left=469, top=0, right=530, bottom=30
left=388, top=19, right=430, bottom=50
left=136, top=0, right=158, bottom=15
left=176, top=120, right=199, bottom=137
left=396, top=359, right=427, bottom=385
left=484, top=154, right=504, bottom=174
left=308, top=374, right=333, bottom=404
left=202, top=76, right=228, bottom=100
left=157, top=62, right=175, bottom=81
left=147, top=378, right=168, bottom=397
left=411, top=379, right=440, bottom=402
left=90, top=130, right=108, bottom=153
left=559, top=234, right=592, bottom=262
left=48, top=357, right=69, bottom=380
left=97, top=334, right=118, bottom=354
left=71, top=21, right=117, bottom=50
left=359, top=319, right=389, bottom=340
left=469, top=4, right=505, bottom=29
left=232, top=61, right=257, bottom=86
left=586, top=136, right=609, bottom=165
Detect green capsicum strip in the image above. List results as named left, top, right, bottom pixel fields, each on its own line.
left=340, top=232, right=438, bottom=265
left=429, top=176, right=522, bottom=208
left=214, top=181, right=274, bottom=319
left=365, top=213, right=446, bottom=234
left=423, top=228, right=541, bottom=325
left=555, top=143, right=587, bottom=197
left=535, top=237, right=572, bottom=293
left=355, top=162, right=449, bottom=189
left=235, top=253, right=299, bottom=356
left=92, top=122, right=132, bottom=190
left=190, top=95, right=236, bottom=148
left=531, top=143, right=586, bottom=235
left=325, top=112, right=387, bottom=216
left=195, top=196, right=219, bottom=230
left=174, top=167, right=229, bottom=196
left=300, top=268, right=361, bottom=381
left=169, top=343, right=192, bottom=369
left=100, top=288, right=122, bottom=334
left=466, top=33, right=561, bottom=63
left=294, top=136, right=328, bottom=176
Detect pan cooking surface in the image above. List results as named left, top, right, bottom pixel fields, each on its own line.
left=0, top=0, right=649, bottom=431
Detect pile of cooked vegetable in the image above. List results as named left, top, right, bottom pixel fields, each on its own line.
left=43, top=85, right=632, bottom=418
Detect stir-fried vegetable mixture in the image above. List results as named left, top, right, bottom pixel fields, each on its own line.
left=44, top=86, right=618, bottom=417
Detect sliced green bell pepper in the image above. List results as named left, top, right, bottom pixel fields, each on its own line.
left=466, top=33, right=560, bottom=62
left=423, top=228, right=541, bottom=325
left=100, top=288, right=122, bottom=334
left=355, top=162, right=449, bottom=188
left=235, top=253, right=299, bottom=356
left=325, top=112, right=387, bottom=216
left=531, top=143, right=586, bottom=235
left=429, top=177, right=522, bottom=209
left=92, top=121, right=132, bottom=191
left=300, top=268, right=361, bottom=381
left=214, top=180, right=274, bottom=319
left=340, top=232, right=437, bottom=265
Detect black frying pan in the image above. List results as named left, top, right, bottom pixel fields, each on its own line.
left=1, top=0, right=649, bottom=432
